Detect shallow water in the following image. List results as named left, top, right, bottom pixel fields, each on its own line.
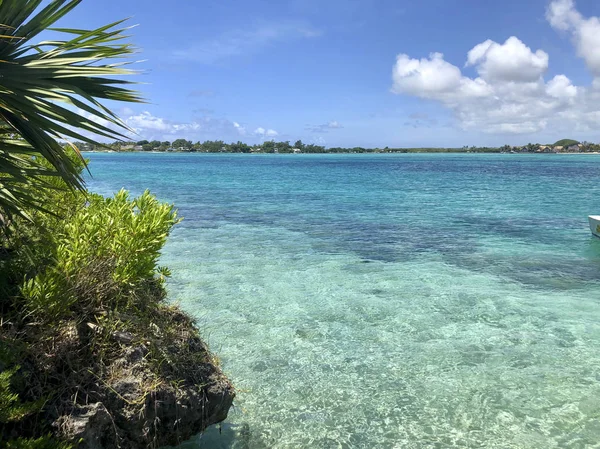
left=85, top=153, right=600, bottom=448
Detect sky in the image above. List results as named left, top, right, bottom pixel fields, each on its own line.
left=58, top=0, right=600, bottom=148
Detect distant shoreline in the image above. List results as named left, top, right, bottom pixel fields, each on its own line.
left=82, top=150, right=600, bottom=155
left=76, top=138, right=600, bottom=155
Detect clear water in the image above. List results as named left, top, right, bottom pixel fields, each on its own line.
left=85, top=153, right=600, bottom=448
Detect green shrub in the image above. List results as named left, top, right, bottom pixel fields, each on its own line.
left=20, top=189, right=180, bottom=322
left=1, top=182, right=182, bottom=445
left=0, top=367, right=41, bottom=423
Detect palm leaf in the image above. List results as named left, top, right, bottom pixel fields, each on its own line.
left=0, top=0, right=142, bottom=225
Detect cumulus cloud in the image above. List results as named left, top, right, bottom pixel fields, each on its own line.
left=547, top=0, right=600, bottom=76
left=390, top=1, right=600, bottom=134
left=305, top=120, right=344, bottom=133
left=466, top=37, right=548, bottom=82
left=392, top=52, right=462, bottom=96
left=391, top=52, right=491, bottom=101
left=253, top=127, right=278, bottom=138
left=546, top=0, right=581, bottom=30
left=546, top=74, right=578, bottom=98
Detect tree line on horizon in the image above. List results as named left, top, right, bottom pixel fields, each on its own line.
left=76, top=138, right=600, bottom=154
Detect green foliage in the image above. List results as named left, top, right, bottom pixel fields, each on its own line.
left=553, top=139, right=579, bottom=146
left=0, top=0, right=142, bottom=223
left=0, top=367, right=41, bottom=423
left=1, top=179, right=183, bottom=445
left=199, top=140, right=225, bottom=153
left=229, top=141, right=251, bottom=153
left=21, top=189, right=180, bottom=322
left=0, top=3, right=225, bottom=446
left=172, top=139, right=192, bottom=149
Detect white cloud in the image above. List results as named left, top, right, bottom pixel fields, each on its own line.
left=127, top=111, right=177, bottom=132
left=253, top=127, right=279, bottom=138
left=392, top=52, right=463, bottom=97
left=466, top=37, right=548, bottom=83
left=546, top=74, right=578, bottom=98
left=390, top=3, right=600, bottom=135
left=392, top=52, right=491, bottom=102
left=175, top=22, right=321, bottom=64
left=76, top=108, right=118, bottom=130
left=124, top=111, right=262, bottom=140
left=120, top=107, right=134, bottom=116
left=126, top=112, right=202, bottom=135
left=69, top=108, right=132, bottom=141
left=233, top=121, right=246, bottom=135
left=69, top=108, right=277, bottom=143
left=547, top=0, right=600, bottom=76
left=546, top=0, right=580, bottom=31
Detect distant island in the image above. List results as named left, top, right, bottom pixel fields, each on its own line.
left=77, top=138, right=600, bottom=154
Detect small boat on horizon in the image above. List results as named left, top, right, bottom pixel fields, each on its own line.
left=589, top=215, right=600, bottom=238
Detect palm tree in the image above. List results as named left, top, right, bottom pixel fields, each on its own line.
left=0, top=0, right=142, bottom=223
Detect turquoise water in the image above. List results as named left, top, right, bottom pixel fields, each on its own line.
left=85, top=153, right=600, bottom=448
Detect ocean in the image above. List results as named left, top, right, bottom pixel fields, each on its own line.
left=85, top=152, right=600, bottom=448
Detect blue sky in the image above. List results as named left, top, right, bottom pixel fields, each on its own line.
left=61, top=0, right=600, bottom=147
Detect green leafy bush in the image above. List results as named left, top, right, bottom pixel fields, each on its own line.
left=1, top=181, right=183, bottom=445
left=20, top=189, right=180, bottom=322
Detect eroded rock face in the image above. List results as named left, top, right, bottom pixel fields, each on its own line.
left=56, top=403, right=113, bottom=449
left=55, top=340, right=235, bottom=449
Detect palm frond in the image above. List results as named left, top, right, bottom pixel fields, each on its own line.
left=0, top=0, right=142, bottom=224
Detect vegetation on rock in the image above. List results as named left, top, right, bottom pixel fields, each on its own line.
left=1, top=154, right=234, bottom=448
left=0, top=1, right=234, bottom=447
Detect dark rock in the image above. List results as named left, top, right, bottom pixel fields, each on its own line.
left=55, top=403, right=113, bottom=449
left=125, top=345, right=148, bottom=364
left=113, top=331, right=134, bottom=344
left=54, top=333, right=235, bottom=449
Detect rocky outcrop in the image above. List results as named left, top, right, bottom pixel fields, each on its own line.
left=56, top=372, right=233, bottom=449
left=51, top=311, right=235, bottom=449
